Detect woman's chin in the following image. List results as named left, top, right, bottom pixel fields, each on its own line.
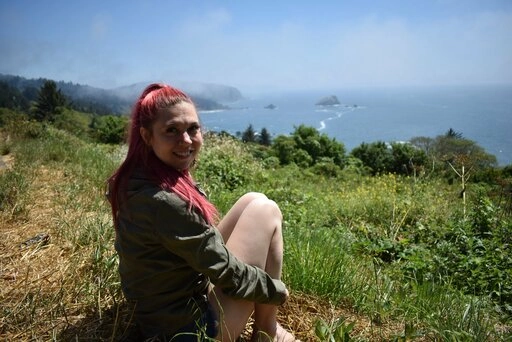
left=168, top=160, right=194, bottom=171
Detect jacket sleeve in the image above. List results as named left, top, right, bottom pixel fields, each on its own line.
left=152, top=191, right=287, bottom=305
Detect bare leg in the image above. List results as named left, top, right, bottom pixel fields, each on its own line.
left=209, top=193, right=297, bottom=341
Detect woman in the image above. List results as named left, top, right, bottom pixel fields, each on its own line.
left=107, top=83, right=298, bottom=341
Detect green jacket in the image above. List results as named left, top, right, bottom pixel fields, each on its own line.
left=114, top=168, right=287, bottom=337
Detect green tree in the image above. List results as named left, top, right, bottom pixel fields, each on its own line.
left=22, top=86, right=39, bottom=103
left=0, top=81, right=29, bottom=110
left=351, top=141, right=393, bottom=175
left=271, top=125, right=346, bottom=167
left=32, top=80, right=67, bottom=122
left=317, top=134, right=346, bottom=166
left=258, top=127, right=272, bottom=146
left=445, top=127, right=463, bottom=139
left=90, top=115, right=128, bottom=144
left=390, top=142, right=428, bottom=175
left=433, top=134, right=497, bottom=170
left=411, top=130, right=497, bottom=176
left=291, top=125, right=346, bottom=166
left=272, top=135, right=297, bottom=165
left=351, top=141, right=427, bottom=176
left=292, top=125, right=321, bottom=161
left=241, top=124, right=256, bottom=143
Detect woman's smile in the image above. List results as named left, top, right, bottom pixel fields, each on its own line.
left=140, top=101, right=203, bottom=171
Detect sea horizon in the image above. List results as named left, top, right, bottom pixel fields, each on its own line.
left=200, top=84, right=512, bottom=166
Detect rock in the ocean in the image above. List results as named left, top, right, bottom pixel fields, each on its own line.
left=315, top=95, right=340, bottom=106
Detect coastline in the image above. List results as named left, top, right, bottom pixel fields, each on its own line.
left=200, top=85, right=512, bottom=166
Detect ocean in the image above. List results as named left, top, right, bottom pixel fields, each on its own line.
left=199, top=84, right=512, bottom=166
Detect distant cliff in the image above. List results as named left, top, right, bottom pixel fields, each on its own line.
left=172, top=81, right=243, bottom=103
left=112, top=80, right=243, bottom=111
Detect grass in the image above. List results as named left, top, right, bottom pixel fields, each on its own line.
left=0, top=123, right=511, bottom=341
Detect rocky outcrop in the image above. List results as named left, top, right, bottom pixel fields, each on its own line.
left=315, top=95, right=340, bottom=106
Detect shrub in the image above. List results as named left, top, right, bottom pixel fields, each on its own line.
left=53, top=108, right=91, bottom=140
left=89, top=115, right=128, bottom=144
left=194, top=135, right=263, bottom=194
left=271, top=125, right=346, bottom=167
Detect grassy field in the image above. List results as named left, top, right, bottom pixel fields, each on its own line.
left=0, top=122, right=511, bottom=341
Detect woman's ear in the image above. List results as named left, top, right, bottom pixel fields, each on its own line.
left=140, top=127, right=152, bottom=146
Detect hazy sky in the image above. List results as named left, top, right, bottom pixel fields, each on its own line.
left=1, top=0, right=511, bottom=92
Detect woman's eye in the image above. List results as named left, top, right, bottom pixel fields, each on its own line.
left=188, top=125, right=200, bottom=135
left=166, top=127, right=179, bottom=135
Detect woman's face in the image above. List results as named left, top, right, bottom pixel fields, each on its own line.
left=140, top=101, right=203, bottom=171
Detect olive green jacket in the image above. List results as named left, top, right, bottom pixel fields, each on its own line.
left=114, top=169, right=287, bottom=337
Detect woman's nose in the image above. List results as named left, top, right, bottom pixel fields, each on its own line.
left=179, top=131, right=192, bottom=144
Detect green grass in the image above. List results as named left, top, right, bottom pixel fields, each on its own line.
left=1, top=121, right=511, bottom=341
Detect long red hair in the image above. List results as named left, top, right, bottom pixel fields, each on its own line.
left=107, top=83, right=218, bottom=225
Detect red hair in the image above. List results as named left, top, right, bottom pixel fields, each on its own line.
left=108, top=83, right=218, bottom=225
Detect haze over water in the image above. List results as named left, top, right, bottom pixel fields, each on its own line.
left=200, top=84, right=512, bottom=166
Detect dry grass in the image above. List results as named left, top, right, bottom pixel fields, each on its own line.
left=0, top=160, right=419, bottom=342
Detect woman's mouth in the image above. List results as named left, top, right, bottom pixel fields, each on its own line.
left=174, top=150, right=193, bottom=159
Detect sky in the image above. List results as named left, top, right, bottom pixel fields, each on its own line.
left=1, top=0, right=512, bottom=93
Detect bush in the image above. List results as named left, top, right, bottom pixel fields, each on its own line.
left=0, top=108, right=28, bottom=127
left=351, top=141, right=393, bottom=175
left=271, top=125, right=346, bottom=167
left=194, top=135, right=263, bottom=194
left=310, top=158, right=341, bottom=178
left=89, top=115, right=128, bottom=144
left=53, top=108, right=91, bottom=140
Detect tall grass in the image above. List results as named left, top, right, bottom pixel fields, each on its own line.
left=195, top=138, right=510, bottom=340
left=1, top=123, right=510, bottom=341
left=0, top=122, right=128, bottom=340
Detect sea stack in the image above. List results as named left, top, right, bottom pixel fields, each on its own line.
left=315, top=95, right=340, bottom=106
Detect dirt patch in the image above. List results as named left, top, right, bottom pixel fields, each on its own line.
left=0, top=154, right=13, bottom=170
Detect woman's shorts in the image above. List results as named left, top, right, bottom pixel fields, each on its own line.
left=166, top=303, right=219, bottom=341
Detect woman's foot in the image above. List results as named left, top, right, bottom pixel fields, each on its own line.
left=250, top=323, right=299, bottom=342
left=275, top=324, right=299, bottom=342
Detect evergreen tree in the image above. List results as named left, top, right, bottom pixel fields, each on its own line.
left=241, top=124, right=256, bottom=143
left=0, top=81, right=29, bottom=110
left=258, top=127, right=272, bottom=146
left=445, top=128, right=463, bottom=139
left=22, top=86, right=39, bottom=103
left=32, top=80, right=67, bottom=122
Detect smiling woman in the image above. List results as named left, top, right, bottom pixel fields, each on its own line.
left=106, top=83, right=299, bottom=341
left=139, top=101, right=203, bottom=172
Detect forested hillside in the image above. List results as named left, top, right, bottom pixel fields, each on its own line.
left=0, top=74, right=238, bottom=115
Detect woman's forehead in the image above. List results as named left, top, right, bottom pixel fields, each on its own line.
left=157, top=102, right=199, bottom=124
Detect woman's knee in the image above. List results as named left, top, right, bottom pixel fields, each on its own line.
left=240, top=192, right=268, bottom=203
left=246, top=197, right=282, bottom=223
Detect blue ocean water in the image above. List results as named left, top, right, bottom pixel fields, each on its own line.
left=199, top=85, right=512, bottom=166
